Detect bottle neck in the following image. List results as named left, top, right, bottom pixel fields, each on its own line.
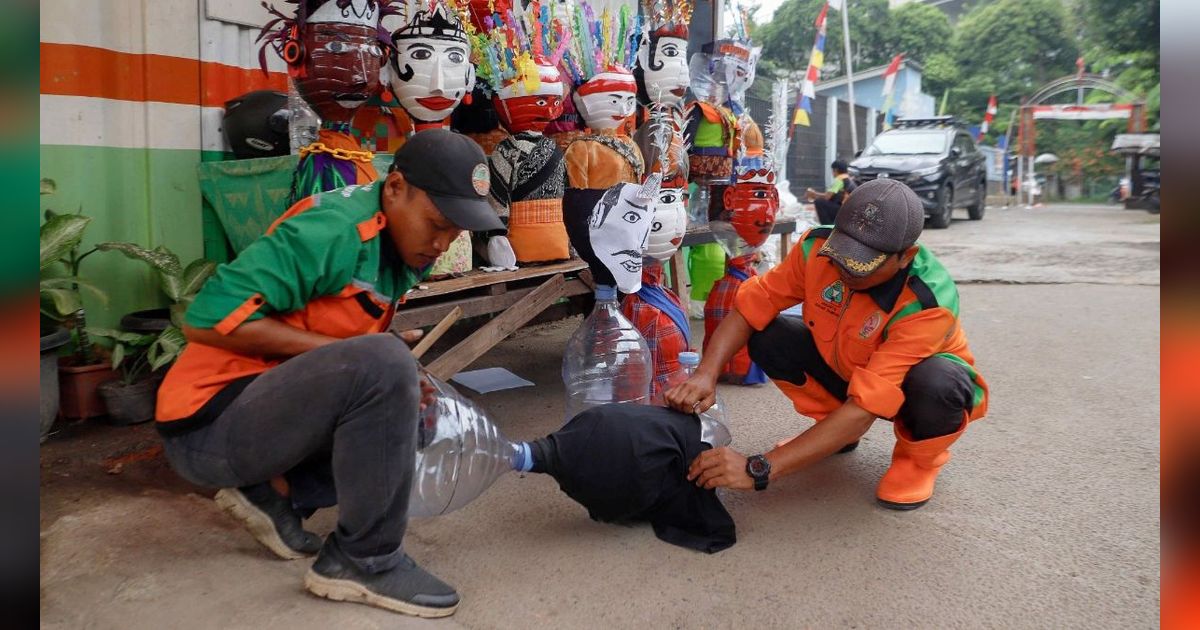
left=511, top=441, right=534, bottom=473
left=593, top=285, right=618, bottom=303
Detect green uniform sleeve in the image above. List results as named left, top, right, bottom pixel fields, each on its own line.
left=185, top=205, right=363, bottom=330
left=827, top=178, right=845, bottom=196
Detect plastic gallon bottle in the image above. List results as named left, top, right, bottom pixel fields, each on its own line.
left=561, top=285, right=653, bottom=422
left=409, top=375, right=532, bottom=518
left=287, top=78, right=319, bottom=153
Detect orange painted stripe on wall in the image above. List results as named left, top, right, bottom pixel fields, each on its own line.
left=40, top=42, right=287, bottom=108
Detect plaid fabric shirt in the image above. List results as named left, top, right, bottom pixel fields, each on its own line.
left=622, top=262, right=690, bottom=403
left=704, top=255, right=758, bottom=382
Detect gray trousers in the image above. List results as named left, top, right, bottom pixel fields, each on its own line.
left=161, top=334, right=419, bottom=573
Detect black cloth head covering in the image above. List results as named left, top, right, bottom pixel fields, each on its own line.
left=530, top=403, right=736, bottom=553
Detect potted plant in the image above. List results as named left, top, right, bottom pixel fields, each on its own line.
left=40, top=180, right=112, bottom=431
left=87, top=326, right=186, bottom=425
left=97, top=242, right=216, bottom=332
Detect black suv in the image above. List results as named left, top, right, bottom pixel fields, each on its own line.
left=848, top=117, right=987, bottom=229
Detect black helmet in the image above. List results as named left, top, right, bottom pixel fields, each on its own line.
left=223, top=90, right=290, bottom=159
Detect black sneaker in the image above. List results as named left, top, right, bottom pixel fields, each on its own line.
left=305, top=536, right=459, bottom=618
left=214, top=484, right=322, bottom=560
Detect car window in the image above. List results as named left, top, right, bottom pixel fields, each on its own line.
left=955, top=134, right=975, bottom=154
left=863, top=131, right=948, bottom=156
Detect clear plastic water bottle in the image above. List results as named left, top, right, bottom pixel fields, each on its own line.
left=675, top=351, right=732, bottom=448
left=561, top=286, right=653, bottom=421
left=688, top=183, right=711, bottom=227
left=408, top=374, right=532, bottom=518
left=287, top=78, right=320, bottom=153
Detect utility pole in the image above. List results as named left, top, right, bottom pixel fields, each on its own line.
left=839, top=1, right=858, bottom=154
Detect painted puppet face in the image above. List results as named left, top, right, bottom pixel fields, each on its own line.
left=588, top=182, right=657, bottom=292
left=574, top=71, right=638, bottom=131
left=493, top=60, right=565, bottom=134
left=638, top=35, right=690, bottom=107
left=645, top=187, right=688, bottom=261
left=295, top=22, right=384, bottom=121
left=711, top=40, right=760, bottom=104
left=714, top=172, right=779, bottom=258
left=390, top=6, right=475, bottom=125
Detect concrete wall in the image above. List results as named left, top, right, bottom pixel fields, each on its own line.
left=40, top=0, right=287, bottom=328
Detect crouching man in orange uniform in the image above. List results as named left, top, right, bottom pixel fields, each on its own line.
left=666, top=178, right=988, bottom=509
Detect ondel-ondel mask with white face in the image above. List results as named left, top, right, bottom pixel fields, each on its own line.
left=390, top=3, right=476, bottom=125
left=645, top=187, right=687, bottom=261
left=574, top=71, right=638, bottom=131
left=637, top=34, right=690, bottom=107
left=588, top=180, right=658, bottom=293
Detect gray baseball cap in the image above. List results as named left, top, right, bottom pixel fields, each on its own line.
left=389, top=129, right=505, bottom=232
left=818, top=178, right=923, bottom=277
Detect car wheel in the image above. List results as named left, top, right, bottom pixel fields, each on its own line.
left=928, top=183, right=953, bottom=229
left=967, top=178, right=986, bottom=220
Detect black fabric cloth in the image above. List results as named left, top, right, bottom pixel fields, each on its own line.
left=529, top=403, right=736, bottom=554
left=562, top=187, right=613, bottom=286
left=814, top=197, right=841, bottom=225
left=747, top=315, right=974, bottom=439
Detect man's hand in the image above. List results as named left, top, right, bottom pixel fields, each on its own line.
left=395, top=329, right=424, bottom=346
left=665, top=372, right=718, bottom=415
left=804, top=187, right=817, bottom=201
left=418, top=374, right=436, bottom=412
left=687, top=447, right=753, bottom=490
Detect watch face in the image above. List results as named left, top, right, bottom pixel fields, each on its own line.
left=748, top=456, right=769, bottom=476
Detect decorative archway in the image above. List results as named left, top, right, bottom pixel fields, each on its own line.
left=1013, top=73, right=1147, bottom=204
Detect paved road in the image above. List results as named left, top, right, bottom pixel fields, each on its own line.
left=40, top=204, right=1160, bottom=629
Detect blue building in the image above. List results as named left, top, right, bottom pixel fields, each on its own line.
left=814, top=58, right=936, bottom=123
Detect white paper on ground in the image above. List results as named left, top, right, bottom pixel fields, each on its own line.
left=450, top=368, right=535, bottom=394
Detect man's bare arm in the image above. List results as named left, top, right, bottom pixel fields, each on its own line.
left=183, top=319, right=339, bottom=359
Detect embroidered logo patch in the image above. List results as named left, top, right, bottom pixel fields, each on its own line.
left=860, top=311, right=883, bottom=339
left=854, top=202, right=882, bottom=233
left=822, top=280, right=845, bottom=304
left=471, top=163, right=490, bottom=196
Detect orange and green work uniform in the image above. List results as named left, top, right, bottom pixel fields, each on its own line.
left=735, top=226, right=989, bottom=507
left=156, top=182, right=429, bottom=429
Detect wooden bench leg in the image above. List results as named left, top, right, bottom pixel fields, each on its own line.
left=668, top=248, right=688, bottom=298
left=425, top=274, right=567, bottom=381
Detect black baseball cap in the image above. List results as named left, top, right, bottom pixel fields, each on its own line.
left=818, top=178, right=924, bottom=277
left=388, top=129, right=505, bottom=232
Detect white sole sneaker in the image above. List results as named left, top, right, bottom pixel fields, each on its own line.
left=214, top=488, right=306, bottom=560
left=304, top=569, right=459, bottom=618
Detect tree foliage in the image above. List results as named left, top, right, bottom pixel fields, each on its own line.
left=755, top=0, right=914, bottom=80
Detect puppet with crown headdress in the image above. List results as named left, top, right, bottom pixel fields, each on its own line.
left=559, top=1, right=646, bottom=233
left=259, top=0, right=400, bottom=202
left=621, top=108, right=691, bottom=403
left=469, top=1, right=574, bottom=264
left=388, top=1, right=476, bottom=133
left=702, top=114, right=783, bottom=386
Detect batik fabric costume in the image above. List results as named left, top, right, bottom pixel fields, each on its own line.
left=259, top=0, right=399, bottom=203
left=471, top=1, right=573, bottom=263
left=559, top=2, right=646, bottom=225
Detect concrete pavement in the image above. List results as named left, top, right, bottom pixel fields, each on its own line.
left=40, top=203, right=1160, bottom=628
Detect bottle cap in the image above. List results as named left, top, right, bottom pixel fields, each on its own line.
left=594, top=285, right=618, bottom=300
left=678, top=351, right=700, bottom=366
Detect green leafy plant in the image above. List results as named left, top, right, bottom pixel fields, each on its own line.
left=96, top=242, right=217, bottom=326
left=86, top=327, right=187, bottom=386
left=40, top=180, right=107, bottom=363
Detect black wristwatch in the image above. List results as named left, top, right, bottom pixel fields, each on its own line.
left=746, top=454, right=771, bottom=491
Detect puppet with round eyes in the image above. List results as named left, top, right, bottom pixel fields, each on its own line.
left=703, top=166, right=781, bottom=386
left=621, top=108, right=692, bottom=401
left=389, top=2, right=476, bottom=132
left=259, top=0, right=399, bottom=202
left=560, top=2, right=647, bottom=260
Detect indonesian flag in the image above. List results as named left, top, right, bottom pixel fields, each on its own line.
left=880, top=53, right=904, bottom=130
left=792, top=2, right=829, bottom=129
left=979, top=94, right=997, bottom=140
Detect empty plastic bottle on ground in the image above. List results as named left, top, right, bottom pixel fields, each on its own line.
left=674, top=351, right=732, bottom=448
left=408, top=375, right=532, bottom=518
left=561, top=285, right=653, bottom=421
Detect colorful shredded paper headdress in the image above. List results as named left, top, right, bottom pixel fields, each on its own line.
left=642, top=0, right=693, bottom=40
left=559, top=0, right=642, bottom=87
left=469, top=0, right=571, bottom=95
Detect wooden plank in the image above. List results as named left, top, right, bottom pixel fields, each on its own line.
left=667, top=248, right=688, bottom=298
left=426, top=273, right=568, bottom=380
left=779, top=231, right=792, bottom=261
left=391, top=278, right=591, bottom=330
left=404, top=260, right=587, bottom=301
left=410, top=306, right=462, bottom=360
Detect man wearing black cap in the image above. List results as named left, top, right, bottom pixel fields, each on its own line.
left=155, top=129, right=504, bottom=618
left=666, top=178, right=989, bottom=510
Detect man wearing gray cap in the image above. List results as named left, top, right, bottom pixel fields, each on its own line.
left=666, top=178, right=989, bottom=510
left=156, top=129, right=504, bottom=617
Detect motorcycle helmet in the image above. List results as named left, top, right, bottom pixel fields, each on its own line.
left=222, top=90, right=290, bottom=159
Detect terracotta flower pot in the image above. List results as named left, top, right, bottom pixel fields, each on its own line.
left=58, top=359, right=116, bottom=421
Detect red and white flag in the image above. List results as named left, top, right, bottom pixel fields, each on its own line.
left=979, top=94, right=997, bottom=139
left=880, top=53, right=904, bottom=129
